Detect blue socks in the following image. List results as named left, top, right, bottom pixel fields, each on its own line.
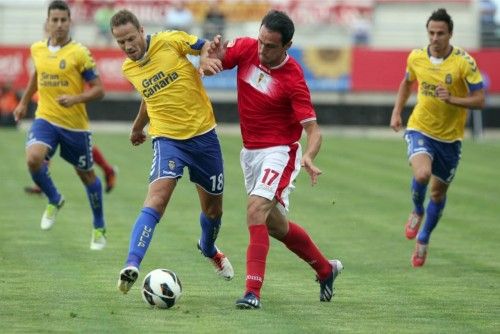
left=30, top=162, right=61, bottom=205
left=126, top=207, right=160, bottom=268
left=411, top=177, right=446, bottom=244
left=124, top=210, right=219, bottom=268
left=418, top=198, right=446, bottom=244
left=198, top=212, right=221, bottom=258
left=33, top=164, right=104, bottom=230
left=411, top=178, right=427, bottom=216
left=85, top=177, right=104, bottom=229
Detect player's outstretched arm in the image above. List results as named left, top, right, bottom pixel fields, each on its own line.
left=301, top=120, right=323, bottom=186
left=56, top=77, right=105, bottom=107
left=199, top=35, right=226, bottom=77
left=130, top=99, right=148, bottom=146
left=13, top=71, right=38, bottom=122
left=390, top=78, right=413, bottom=132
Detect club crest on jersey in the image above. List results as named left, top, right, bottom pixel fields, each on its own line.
left=445, top=74, right=452, bottom=85
left=168, top=160, right=176, bottom=170
left=246, top=66, right=272, bottom=94
left=59, top=59, right=66, bottom=69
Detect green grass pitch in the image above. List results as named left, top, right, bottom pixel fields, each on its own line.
left=0, top=127, right=498, bottom=333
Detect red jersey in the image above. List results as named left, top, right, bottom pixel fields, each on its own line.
left=222, top=37, right=316, bottom=149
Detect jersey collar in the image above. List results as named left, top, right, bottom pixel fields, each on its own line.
left=146, top=34, right=151, bottom=53
left=136, top=35, right=152, bottom=66
left=426, top=45, right=453, bottom=60
left=47, top=37, right=72, bottom=48
left=270, top=53, right=289, bottom=70
left=259, top=53, right=290, bottom=72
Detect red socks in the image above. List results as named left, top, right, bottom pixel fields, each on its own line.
left=282, top=222, right=332, bottom=281
left=92, top=146, right=114, bottom=175
left=245, top=222, right=332, bottom=298
left=245, top=224, right=269, bottom=298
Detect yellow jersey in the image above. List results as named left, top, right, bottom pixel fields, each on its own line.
left=406, top=46, right=483, bottom=141
left=31, top=39, right=99, bottom=130
left=122, top=31, right=215, bottom=139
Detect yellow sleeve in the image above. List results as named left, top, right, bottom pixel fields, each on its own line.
left=77, top=44, right=97, bottom=73
left=405, top=50, right=417, bottom=82
left=157, top=30, right=203, bottom=57
left=461, top=53, right=483, bottom=87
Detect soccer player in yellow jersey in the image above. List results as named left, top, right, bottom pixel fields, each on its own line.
left=13, top=0, right=107, bottom=250
left=110, top=9, right=234, bottom=293
left=390, top=8, right=485, bottom=267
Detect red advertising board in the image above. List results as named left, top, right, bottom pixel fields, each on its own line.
left=0, top=46, right=31, bottom=90
left=0, top=46, right=132, bottom=92
left=2, top=45, right=499, bottom=93
left=89, top=49, right=132, bottom=92
left=351, top=48, right=500, bottom=93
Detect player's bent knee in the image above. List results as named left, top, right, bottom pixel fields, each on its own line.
left=414, top=170, right=431, bottom=184
left=429, top=190, right=447, bottom=203
left=203, top=209, right=222, bottom=221
left=26, top=155, right=46, bottom=171
left=267, top=225, right=287, bottom=240
left=76, top=169, right=97, bottom=185
left=247, top=209, right=270, bottom=227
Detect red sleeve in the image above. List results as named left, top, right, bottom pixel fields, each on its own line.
left=222, top=37, right=253, bottom=70
left=290, top=65, right=316, bottom=123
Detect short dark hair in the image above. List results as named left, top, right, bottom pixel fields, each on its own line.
left=426, top=8, right=453, bottom=33
left=110, top=9, right=141, bottom=31
left=260, top=10, right=295, bottom=46
left=48, top=0, right=70, bottom=18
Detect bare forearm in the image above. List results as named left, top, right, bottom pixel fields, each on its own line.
left=392, top=79, right=412, bottom=116
left=200, top=40, right=211, bottom=59
left=436, top=84, right=485, bottom=110
left=303, top=122, right=322, bottom=160
left=447, top=92, right=485, bottom=109
left=200, top=37, right=226, bottom=77
left=19, top=72, right=38, bottom=106
left=132, top=100, right=149, bottom=131
left=75, top=84, right=104, bottom=104
left=301, top=121, right=323, bottom=185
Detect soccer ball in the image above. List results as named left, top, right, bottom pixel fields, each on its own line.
left=141, top=269, right=182, bottom=309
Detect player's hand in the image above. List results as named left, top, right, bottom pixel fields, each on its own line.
left=13, top=103, right=28, bottom=122
left=130, top=130, right=146, bottom=146
left=390, top=112, right=403, bottom=132
left=435, top=84, right=451, bottom=103
left=209, top=35, right=222, bottom=54
left=199, top=57, right=223, bottom=77
left=56, top=95, right=78, bottom=107
left=301, top=156, right=322, bottom=186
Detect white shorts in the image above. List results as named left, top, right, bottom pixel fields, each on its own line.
left=240, top=143, right=302, bottom=214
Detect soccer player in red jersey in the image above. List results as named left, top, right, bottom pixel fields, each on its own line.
left=203, top=10, right=343, bottom=309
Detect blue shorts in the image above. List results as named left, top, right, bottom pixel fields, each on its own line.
left=27, top=118, right=93, bottom=170
left=404, top=130, right=462, bottom=184
left=149, top=129, right=224, bottom=194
